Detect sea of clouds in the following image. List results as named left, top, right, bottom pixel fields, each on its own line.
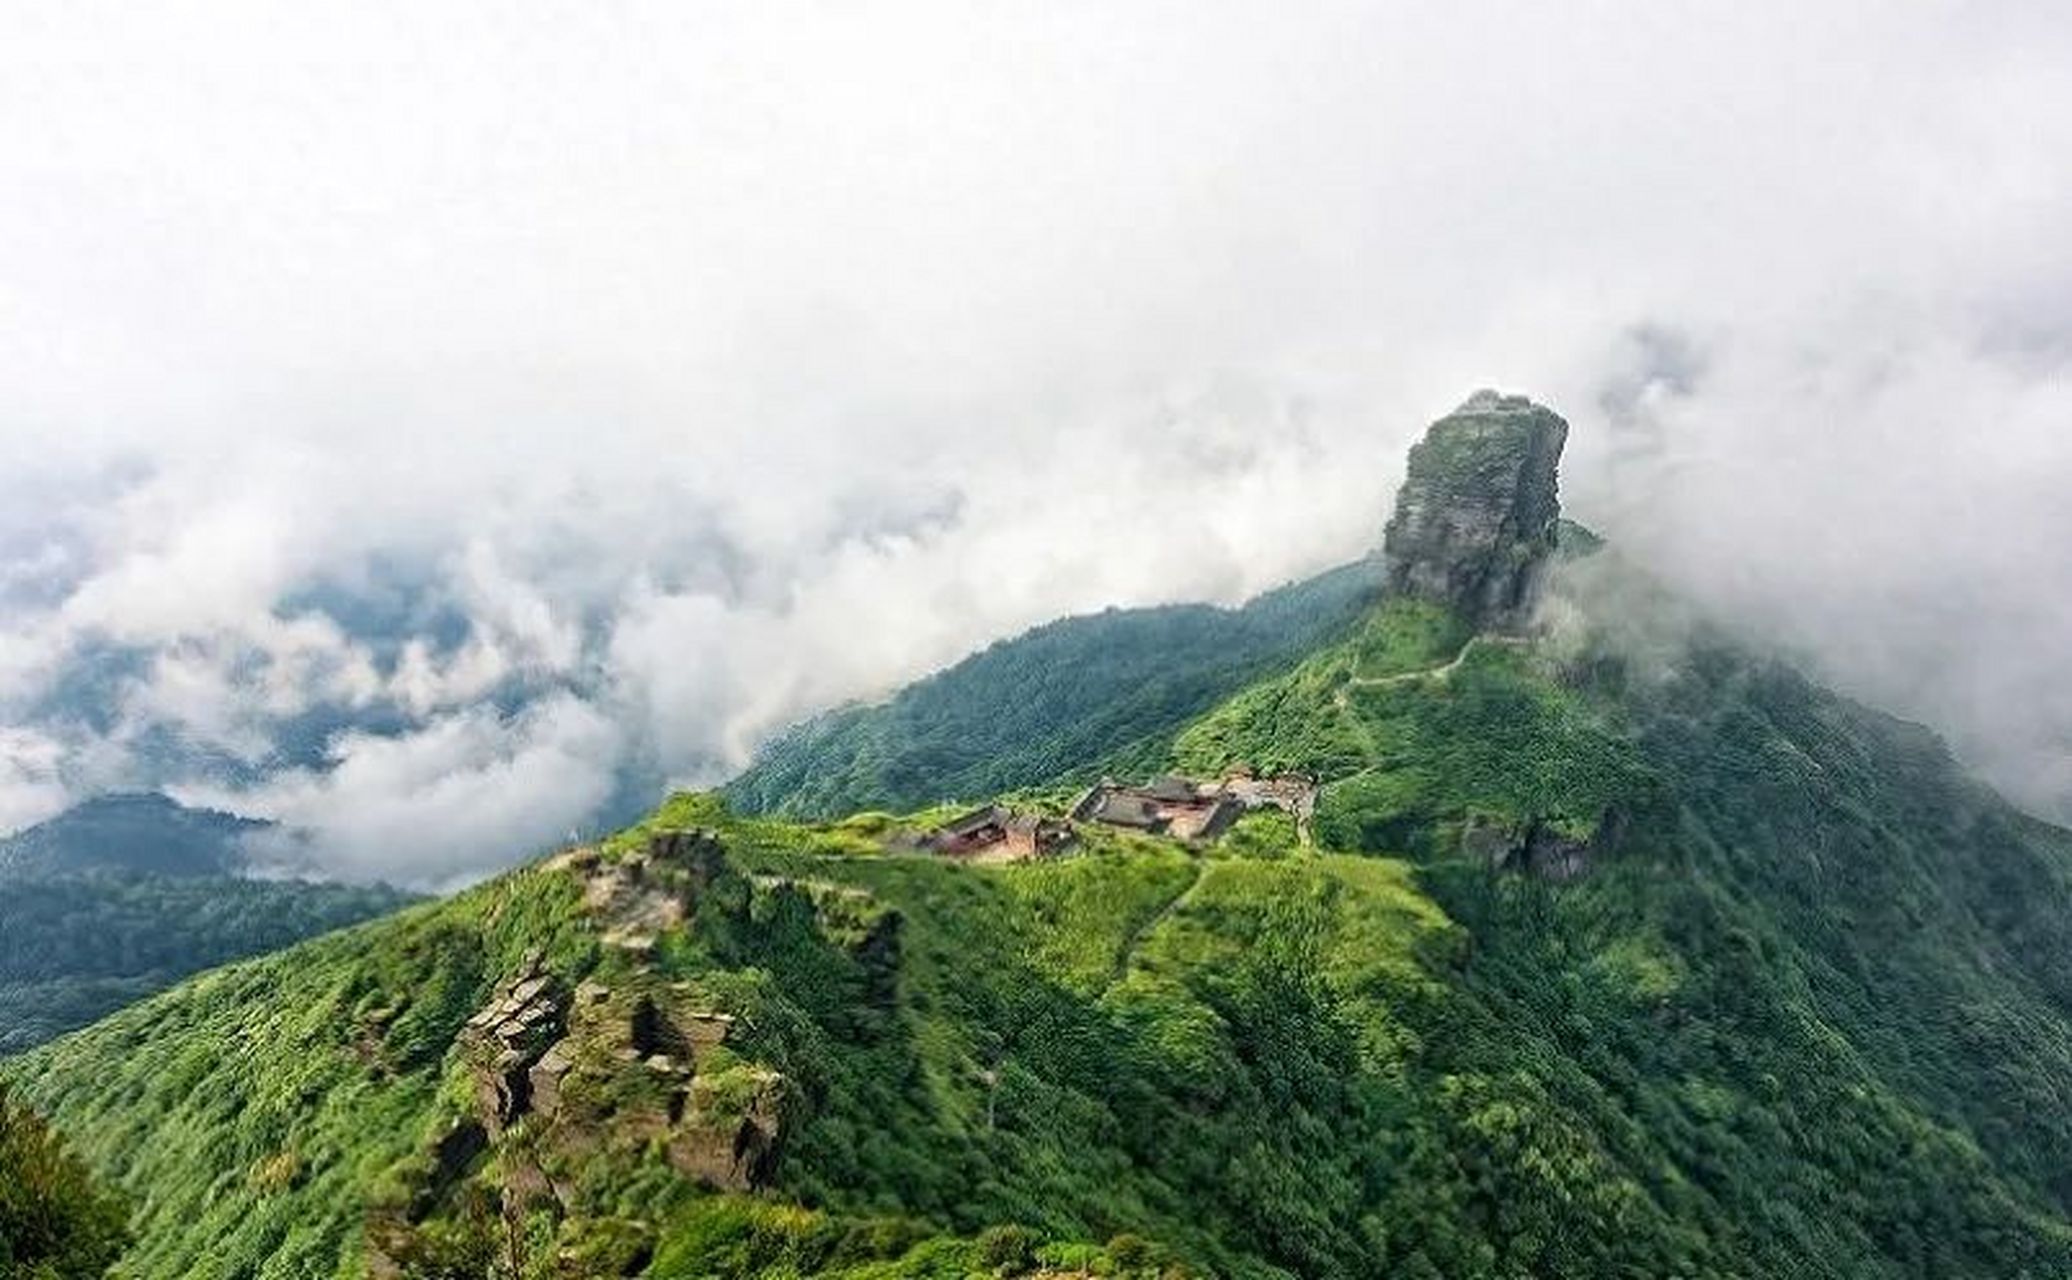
left=3, top=1, right=2067, bottom=884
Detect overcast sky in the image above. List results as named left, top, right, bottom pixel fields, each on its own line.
left=3, top=1, right=2068, bottom=884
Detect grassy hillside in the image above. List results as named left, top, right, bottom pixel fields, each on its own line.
left=14, top=566, right=2072, bottom=1278
left=723, top=559, right=1379, bottom=819
left=1168, top=596, right=1657, bottom=852
left=11, top=799, right=1452, bottom=1278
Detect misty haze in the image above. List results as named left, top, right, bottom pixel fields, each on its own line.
left=3, top=5, right=2071, bottom=1279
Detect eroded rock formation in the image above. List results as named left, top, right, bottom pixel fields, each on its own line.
left=517, top=973, right=787, bottom=1191
left=452, top=837, right=797, bottom=1193
left=667, top=1067, right=788, bottom=1190
left=1458, top=808, right=1629, bottom=882
left=1383, top=390, right=1569, bottom=630
left=458, top=950, right=565, bottom=1138
left=377, top=830, right=906, bottom=1272
left=568, top=827, right=738, bottom=952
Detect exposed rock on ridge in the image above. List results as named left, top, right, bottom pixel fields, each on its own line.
left=374, top=827, right=909, bottom=1274
left=459, top=950, right=565, bottom=1138
left=1382, top=390, right=1568, bottom=629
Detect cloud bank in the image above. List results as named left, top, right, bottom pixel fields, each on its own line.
left=2, top=1, right=2068, bottom=883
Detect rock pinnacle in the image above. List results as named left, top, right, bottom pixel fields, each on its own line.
left=1381, top=390, right=1569, bottom=629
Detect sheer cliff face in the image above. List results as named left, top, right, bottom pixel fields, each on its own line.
left=1381, top=390, right=1569, bottom=630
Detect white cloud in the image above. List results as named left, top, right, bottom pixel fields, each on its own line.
left=0, top=1, right=2067, bottom=881
left=0, top=727, right=70, bottom=834
left=208, top=693, right=622, bottom=887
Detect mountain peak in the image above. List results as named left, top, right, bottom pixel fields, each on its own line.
left=0, top=791, right=270, bottom=879
left=1381, top=390, right=1569, bottom=629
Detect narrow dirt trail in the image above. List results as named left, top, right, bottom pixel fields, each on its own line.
left=1329, top=631, right=1528, bottom=786
left=1106, top=859, right=1208, bottom=988
left=1344, top=633, right=1525, bottom=690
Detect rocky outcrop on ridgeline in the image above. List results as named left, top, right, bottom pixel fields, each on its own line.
left=1382, top=390, right=1569, bottom=630
left=520, top=974, right=788, bottom=1194
left=453, top=832, right=794, bottom=1194
left=372, top=827, right=906, bottom=1276
left=571, top=827, right=735, bottom=952
left=459, top=950, right=565, bottom=1137
left=377, top=828, right=812, bottom=1275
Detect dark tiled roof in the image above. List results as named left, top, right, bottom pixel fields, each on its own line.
left=1194, top=797, right=1243, bottom=840
left=1095, top=795, right=1162, bottom=828
left=941, top=805, right=1007, bottom=837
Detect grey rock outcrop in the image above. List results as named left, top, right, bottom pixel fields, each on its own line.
left=569, top=828, right=737, bottom=951
left=666, top=1067, right=788, bottom=1191
left=1382, top=390, right=1569, bottom=629
left=459, top=950, right=566, bottom=1138
left=1459, top=815, right=1592, bottom=882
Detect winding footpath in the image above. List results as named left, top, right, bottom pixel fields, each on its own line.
left=1344, top=633, right=1526, bottom=690
left=1330, top=631, right=1527, bottom=766
left=1106, top=859, right=1208, bottom=988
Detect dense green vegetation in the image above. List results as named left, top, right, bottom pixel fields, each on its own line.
left=1376, top=629, right=2072, bottom=1275
left=13, top=881, right=586, bottom=1278
left=0, top=871, right=418, bottom=1053
left=1314, top=639, right=1658, bottom=852
left=0, top=1084, right=129, bottom=1278
left=724, top=559, right=1378, bottom=818
left=1170, top=598, right=1467, bottom=779
left=1169, top=597, right=1656, bottom=854
left=0, top=791, right=416, bottom=1052
left=13, top=556, right=2072, bottom=1278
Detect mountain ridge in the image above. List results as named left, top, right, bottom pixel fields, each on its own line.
left=724, top=557, right=1381, bottom=819
left=12, top=392, right=2072, bottom=1278
left=0, top=791, right=269, bottom=880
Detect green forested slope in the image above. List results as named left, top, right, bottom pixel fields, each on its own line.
left=0, top=871, right=419, bottom=1054
left=723, top=559, right=1379, bottom=818
left=15, top=559, right=2072, bottom=1277
left=0, top=793, right=419, bottom=1053
left=0, top=1083, right=130, bottom=1278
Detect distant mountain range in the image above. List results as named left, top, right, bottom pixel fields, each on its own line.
left=0, top=791, right=269, bottom=879
left=0, top=792, right=417, bottom=1054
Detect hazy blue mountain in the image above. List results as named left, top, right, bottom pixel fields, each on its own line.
left=0, top=792, right=267, bottom=880
left=0, top=793, right=416, bottom=1054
